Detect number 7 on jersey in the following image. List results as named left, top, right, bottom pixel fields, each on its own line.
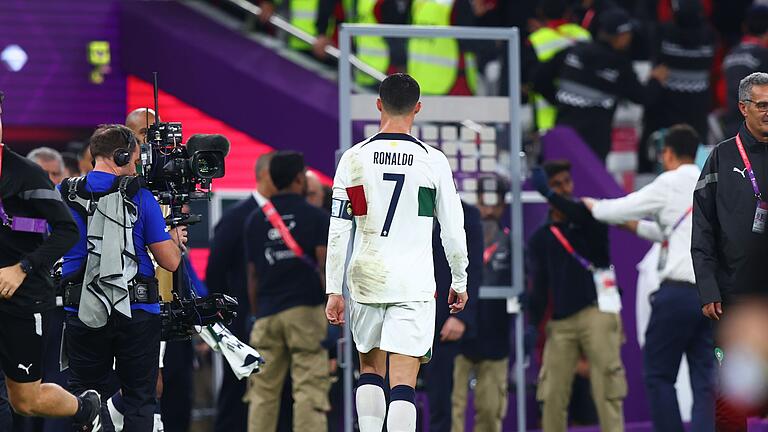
left=381, top=173, right=405, bottom=237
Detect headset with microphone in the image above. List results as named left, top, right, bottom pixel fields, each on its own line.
left=112, top=126, right=138, bottom=167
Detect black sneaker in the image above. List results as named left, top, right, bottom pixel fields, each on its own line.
left=74, top=390, right=101, bottom=432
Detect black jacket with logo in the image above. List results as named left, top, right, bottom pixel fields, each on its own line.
left=0, top=145, right=78, bottom=315
left=692, top=124, right=768, bottom=305
left=645, top=22, right=715, bottom=139
left=534, top=40, right=647, bottom=160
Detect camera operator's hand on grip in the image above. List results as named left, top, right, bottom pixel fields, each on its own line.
left=0, top=263, right=27, bottom=299
left=170, top=226, right=188, bottom=251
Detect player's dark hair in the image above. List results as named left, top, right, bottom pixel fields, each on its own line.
left=664, top=124, right=699, bottom=161
left=379, top=73, right=420, bottom=116
left=543, top=159, right=572, bottom=179
left=270, top=151, right=305, bottom=190
left=746, top=5, right=768, bottom=36
left=89, top=124, right=135, bottom=159
left=61, top=152, right=81, bottom=176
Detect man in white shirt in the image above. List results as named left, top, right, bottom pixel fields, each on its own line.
left=325, top=73, right=469, bottom=432
left=583, top=124, right=715, bottom=432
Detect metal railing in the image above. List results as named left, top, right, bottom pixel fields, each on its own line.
left=225, top=0, right=387, bottom=82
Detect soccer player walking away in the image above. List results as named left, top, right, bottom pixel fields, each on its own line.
left=325, top=73, right=469, bottom=432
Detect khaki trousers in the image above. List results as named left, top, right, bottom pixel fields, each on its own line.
left=537, top=306, right=627, bottom=432
left=451, top=355, right=509, bottom=432
left=246, top=305, right=330, bottom=432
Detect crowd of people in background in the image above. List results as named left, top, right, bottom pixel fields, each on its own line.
left=208, top=0, right=768, bottom=171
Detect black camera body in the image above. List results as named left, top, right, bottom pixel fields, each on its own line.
left=160, top=293, right=239, bottom=341
left=140, top=121, right=228, bottom=226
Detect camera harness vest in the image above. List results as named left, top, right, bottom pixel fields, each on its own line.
left=61, top=175, right=158, bottom=328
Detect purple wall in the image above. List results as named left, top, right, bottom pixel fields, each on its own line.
left=120, top=1, right=341, bottom=175
left=0, top=0, right=126, bottom=127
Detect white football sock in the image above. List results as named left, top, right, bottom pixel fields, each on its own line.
left=386, top=400, right=417, bottom=432
left=356, top=384, right=386, bottom=431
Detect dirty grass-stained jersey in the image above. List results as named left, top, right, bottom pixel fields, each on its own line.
left=326, top=132, right=468, bottom=304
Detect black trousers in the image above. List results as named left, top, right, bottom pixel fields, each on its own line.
left=0, top=371, right=12, bottom=431
left=161, top=340, right=193, bottom=432
left=66, top=310, right=160, bottom=432
left=423, top=340, right=461, bottom=432
left=42, top=308, right=71, bottom=432
left=214, top=318, right=249, bottom=432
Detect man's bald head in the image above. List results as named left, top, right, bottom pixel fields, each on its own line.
left=305, top=170, right=324, bottom=208
left=125, top=108, right=158, bottom=143
left=254, top=151, right=276, bottom=198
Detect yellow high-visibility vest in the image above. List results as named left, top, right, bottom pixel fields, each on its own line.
left=355, top=0, right=389, bottom=86
left=288, top=0, right=322, bottom=51
left=407, top=0, right=459, bottom=95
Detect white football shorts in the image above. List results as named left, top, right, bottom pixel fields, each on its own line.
left=350, top=299, right=435, bottom=361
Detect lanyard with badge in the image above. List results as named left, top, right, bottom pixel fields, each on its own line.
left=735, top=133, right=768, bottom=234
left=259, top=200, right=317, bottom=269
left=658, top=206, right=693, bottom=271
left=0, top=143, right=47, bottom=234
left=549, top=225, right=622, bottom=313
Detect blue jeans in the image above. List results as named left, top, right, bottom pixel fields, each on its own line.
left=644, top=281, right=715, bottom=432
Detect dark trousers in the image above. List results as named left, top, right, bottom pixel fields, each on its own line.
left=214, top=319, right=249, bottom=432
left=424, top=340, right=460, bottom=432
left=161, top=340, right=193, bottom=432
left=42, top=308, right=71, bottom=432
left=214, top=366, right=248, bottom=432
left=0, top=371, right=12, bottom=431
left=643, top=281, right=715, bottom=432
left=66, top=310, right=161, bottom=432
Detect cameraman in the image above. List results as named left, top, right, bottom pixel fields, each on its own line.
left=61, top=124, right=187, bottom=432
left=0, top=92, right=101, bottom=430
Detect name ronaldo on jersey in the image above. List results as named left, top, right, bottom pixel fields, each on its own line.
left=373, top=152, right=414, bottom=166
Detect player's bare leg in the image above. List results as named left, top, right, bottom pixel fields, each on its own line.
left=387, top=353, right=420, bottom=432
left=357, top=349, right=387, bottom=432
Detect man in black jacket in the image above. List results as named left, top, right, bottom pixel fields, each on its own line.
left=533, top=8, right=656, bottom=161
left=529, top=160, right=626, bottom=432
left=691, top=70, right=768, bottom=432
left=0, top=92, right=101, bottom=430
left=694, top=71, right=768, bottom=319
left=209, top=152, right=275, bottom=432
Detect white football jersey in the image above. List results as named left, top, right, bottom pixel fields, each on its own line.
left=326, top=132, right=468, bottom=304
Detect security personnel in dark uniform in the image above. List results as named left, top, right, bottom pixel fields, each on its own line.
left=722, top=5, right=768, bottom=137
left=451, top=176, right=512, bottom=431
left=422, top=200, right=481, bottom=432
left=533, top=8, right=651, bottom=161
left=638, top=0, right=715, bottom=173
left=693, top=72, right=768, bottom=431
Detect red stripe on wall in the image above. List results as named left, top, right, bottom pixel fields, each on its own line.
left=126, top=76, right=332, bottom=189
left=188, top=248, right=210, bottom=281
